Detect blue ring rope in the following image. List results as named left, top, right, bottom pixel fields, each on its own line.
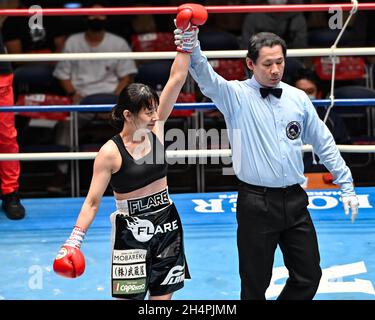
left=0, top=98, right=375, bottom=112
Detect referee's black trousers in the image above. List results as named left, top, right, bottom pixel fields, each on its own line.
left=236, top=182, right=322, bottom=300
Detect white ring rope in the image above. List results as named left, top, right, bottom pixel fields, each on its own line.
left=1, top=47, right=375, bottom=62
left=324, top=0, right=359, bottom=125
left=310, top=0, right=360, bottom=166
left=1, top=146, right=375, bottom=161
left=1, top=13, right=373, bottom=164
left=0, top=149, right=231, bottom=161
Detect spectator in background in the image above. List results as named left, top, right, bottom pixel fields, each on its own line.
left=2, top=1, right=65, bottom=55
left=0, top=33, right=25, bottom=220
left=293, top=68, right=323, bottom=101
left=49, top=2, right=138, bottom=194
left=241, top=0, right=307, bottom=50
left=2, top=0, right=66, bottom=96
left=53, top=3, right=137, bottom=104
left=292, top=68, right=351, bottom=173
left=200, top=0, right=245, bottom=36
left=292, top=68, right=350, bottom=145
left=346, top=7, right=375, bottom=65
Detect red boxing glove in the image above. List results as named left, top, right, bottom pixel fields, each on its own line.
left=53, top=225, right=86, bottom=278
left=53, top=245, right=85, bottom=278
left=176, top=3, right=208, bottom=30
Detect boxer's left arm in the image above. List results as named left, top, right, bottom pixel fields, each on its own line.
left=171, top=2, right=240, bottom=119
left=156, top=52, right=191, bottom=122
left=156, top=5, right=207, bottom=122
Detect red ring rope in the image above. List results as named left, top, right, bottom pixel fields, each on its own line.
left=0, top=4, right=374, bottom=17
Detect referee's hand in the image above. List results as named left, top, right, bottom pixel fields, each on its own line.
left=341, top=195, right=359, bottom=223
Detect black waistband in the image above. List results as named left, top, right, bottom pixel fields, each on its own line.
left=127, top=188, right=171, bottom=215
left=239, top=181, right=301, bottom=194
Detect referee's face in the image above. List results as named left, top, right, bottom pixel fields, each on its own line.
left=246, top=45, right=285, bottom=88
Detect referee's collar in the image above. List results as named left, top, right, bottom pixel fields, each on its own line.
left=247, top=76, right=282, bottom=91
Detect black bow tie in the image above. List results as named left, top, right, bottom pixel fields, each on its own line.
left=260, top=87, right=283, bottom=99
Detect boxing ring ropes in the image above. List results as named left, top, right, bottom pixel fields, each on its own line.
left=1, top=2, right=375, bottom=197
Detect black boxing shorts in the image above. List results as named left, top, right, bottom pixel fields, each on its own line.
left=109, top=188, right=190, bottom=300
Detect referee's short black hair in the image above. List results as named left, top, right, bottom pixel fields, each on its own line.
left=246, top=32, right=287, bottom=63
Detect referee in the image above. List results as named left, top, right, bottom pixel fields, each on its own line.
left=186, top=31, right=359, bottom=300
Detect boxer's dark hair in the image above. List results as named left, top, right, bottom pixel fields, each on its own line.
left=110, top=83, right=159, bottom=130
left=247, top=32, right=287, bottom=63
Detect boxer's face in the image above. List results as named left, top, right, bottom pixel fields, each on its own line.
left=124, top=103, right=159, bottom=131
left=246, top=45, right=285, bottom=88
left=139, top=105, right=159, bottom=130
